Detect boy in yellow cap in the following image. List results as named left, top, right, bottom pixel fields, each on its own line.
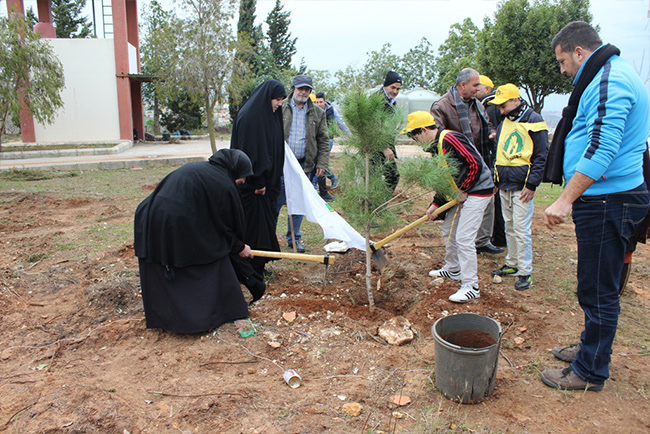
left=401, top=111, right=494, bottom=303
left=488, top=83, right=548, bottom=290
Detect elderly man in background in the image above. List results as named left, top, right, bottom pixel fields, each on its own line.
left=430, top=68, right=501, bottom=255
left=276, top=74, right=330, bottom=253
left=374, top=70, right=403, bottom=193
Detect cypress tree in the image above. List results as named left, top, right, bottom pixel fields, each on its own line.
left=52, top=0, right=92, bottom=38
left=265, top=0, right=296, bottom=70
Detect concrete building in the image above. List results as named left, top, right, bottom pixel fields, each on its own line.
left=5, top=0, right=144, bottom=144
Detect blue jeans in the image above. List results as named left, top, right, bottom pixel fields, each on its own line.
left=276, top=174, right=312, bottom=243
left=570, top=184, right=649, bottom=383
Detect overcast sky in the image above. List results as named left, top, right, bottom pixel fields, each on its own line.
left=5, top=0, right=649, bottom=110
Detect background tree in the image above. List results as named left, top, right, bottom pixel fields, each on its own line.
left=360, top=43, right=401, bottom=88
left=0, top=14, right=64, bottom=146
left=25, top=7, right=38, bottom=27
left=160, top=91, right=203, bottom=133
left=52, top=0, right=92, bottom=38
left=333, top=65, right=366, bottom=94
left=433, top=18, right=480, bottom=95
left=140, top=0, right=179, bottom=135
left=177, top=0, right=237, bottom=152
left=400, top=37, right=436, bottom=89
left=228, top=0, right=261, bottom=121
left=477, top=0, right=593, bottom=111
left=266, top=0, right=296, bottom=71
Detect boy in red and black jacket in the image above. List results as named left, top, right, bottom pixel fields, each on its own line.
left=401, top=111, right=494, bottom=303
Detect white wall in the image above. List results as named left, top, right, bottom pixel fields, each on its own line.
left=128, top=42, right=138, bottom=74
left=34, top=39, right=121, bottom=144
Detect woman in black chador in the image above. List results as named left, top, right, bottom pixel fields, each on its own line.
left=134, top=149, right=265, bottom=334
left=230, top=79, right=286, bottom=276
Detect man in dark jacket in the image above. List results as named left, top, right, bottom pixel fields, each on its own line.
left=374, top=70, right=403, bottom=193
left=276, top=75, right=330, bottom=253
left=430, top=68, right=501, bottom=255
left=402, top=111, right=494, bottom=303
left=477, top=74, right=507, bottom=248
left=488, top=84, right=548, bottom=291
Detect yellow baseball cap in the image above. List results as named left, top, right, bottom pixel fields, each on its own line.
left=489, top=83, right=520, bottom=105
left=479, top=75, right=494, bottom=88
left=400, top=111, right=436, bottom=135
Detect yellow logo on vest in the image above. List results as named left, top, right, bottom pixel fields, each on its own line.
left=503, top=130, right=525, bottom=160
left=496, top=119, right=548, bottom=167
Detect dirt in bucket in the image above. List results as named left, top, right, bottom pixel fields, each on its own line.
left=440, top=329, right=496, bottom=348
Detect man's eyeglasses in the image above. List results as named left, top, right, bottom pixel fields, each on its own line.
left=407, top=128, right=422, bottom=138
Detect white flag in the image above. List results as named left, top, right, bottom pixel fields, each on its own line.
left=283, top=143, right=367, bottom=251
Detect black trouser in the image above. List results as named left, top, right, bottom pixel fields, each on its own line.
left=372, top=150, right=400, bottom=193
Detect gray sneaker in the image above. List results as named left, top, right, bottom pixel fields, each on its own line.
left=551, top=344, right=581, bottom=362
left=540, top=367, right=603, bottom=391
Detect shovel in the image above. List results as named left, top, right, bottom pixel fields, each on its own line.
left=370, top=199, right=458, bottom=270
left=251, top=250, right=335, bottom=265
left=251, top=249, right=335, bottom=282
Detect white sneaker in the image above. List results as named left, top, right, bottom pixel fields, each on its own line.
left=429, top=267, right=461, bottom=280
left=448, top=284, right=480, bottom=303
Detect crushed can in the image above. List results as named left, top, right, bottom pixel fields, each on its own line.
left=283, top=369, right=302, bottom=388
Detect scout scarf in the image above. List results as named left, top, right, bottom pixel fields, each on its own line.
left=542, top=44, right=620, bottom=184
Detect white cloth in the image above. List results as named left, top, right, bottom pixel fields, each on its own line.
left=283, top=142, right=367, bottom=251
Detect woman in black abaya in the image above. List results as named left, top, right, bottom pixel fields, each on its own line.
left=134, top=149, right=264, bottom=334
left=230, top=80, right=286, bottom=275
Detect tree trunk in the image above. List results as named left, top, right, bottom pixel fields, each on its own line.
left=0, top=103, right=9, bottom=149
left=206, top=93, right=217, bottom=154
left=153, top=94, right=161, bottom=135
left=364, top=151, right=375, bottom=311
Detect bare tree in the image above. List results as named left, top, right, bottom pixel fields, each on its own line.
left=177, top=0, right=237, bottom=152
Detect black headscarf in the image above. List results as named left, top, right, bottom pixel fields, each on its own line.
left=134, top=149, right=250, bottom=267
left=209, top=148, right=253, bottom=180
left=230, top=79, right=286, bottom=194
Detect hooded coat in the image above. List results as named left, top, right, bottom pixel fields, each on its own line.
left=133, top=149, right=260, bottom=333
left=230, top=80, right=287, bottom=268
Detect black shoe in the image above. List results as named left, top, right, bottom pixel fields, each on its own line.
left=246, top=278, right=266, bottom=304
left=288, top=240, right=306, bottom=253
left=319, top=192, right=336, bottom=202
left=515, top=275, right=532, bottom=290
left=476, top=243, right=504, bottom=255
left=491, top=264, right=518, bottom=277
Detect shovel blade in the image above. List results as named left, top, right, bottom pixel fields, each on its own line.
left=370, top=246, right=387, bottom=271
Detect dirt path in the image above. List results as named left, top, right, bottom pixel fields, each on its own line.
left=0, top=179, right=649, bottom=433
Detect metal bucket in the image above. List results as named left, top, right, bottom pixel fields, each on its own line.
left=431, top=313, right=501, bottom=404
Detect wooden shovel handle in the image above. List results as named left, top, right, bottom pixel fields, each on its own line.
left=251, top=250, right=335, bottom=265
left=372, top=199, right=458, bottom=250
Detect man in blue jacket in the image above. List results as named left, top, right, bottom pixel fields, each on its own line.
left=542, top=21, right=650, bottom=391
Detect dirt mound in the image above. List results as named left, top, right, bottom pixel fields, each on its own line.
left=0, top=189, right=649, bottom=433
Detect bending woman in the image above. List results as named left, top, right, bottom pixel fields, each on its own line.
left=134, top=149, right=264, bottom=334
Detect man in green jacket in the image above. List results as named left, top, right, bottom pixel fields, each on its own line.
left=276, top=75, right=330, bottom=253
